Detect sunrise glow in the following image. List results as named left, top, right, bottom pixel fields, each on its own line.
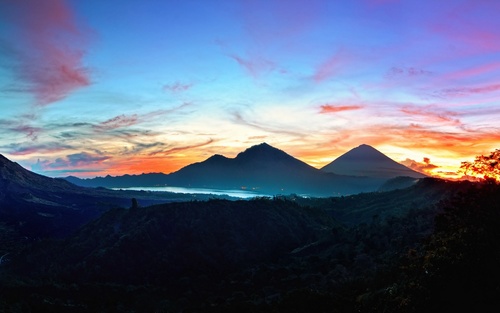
left=1, top=0, right=499, bottom=178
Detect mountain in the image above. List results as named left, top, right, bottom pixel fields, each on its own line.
left=0, top=154, right=78, bottom=193
left=167, top=143, right=341, bottom=194
left=321, top=144, right=426, bottom=179
left=0, top=154, right=203, bottom=239
left=68, top=143, right=387, bottom=196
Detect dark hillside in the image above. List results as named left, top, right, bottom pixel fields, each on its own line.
left=2, top=178, right=497, bottom=312
left=359, top=180, right=500, bottom=312
left=296, top=178, right=466, bottom=225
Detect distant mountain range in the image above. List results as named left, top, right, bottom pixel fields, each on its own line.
left=66, top=143, right=425, bottom=196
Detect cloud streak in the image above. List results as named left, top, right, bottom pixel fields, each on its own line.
left=400, top=105, right=461, bottom=126
left=313, top=49, right=351, bottom=83
left=438, top=83, right=500, bottom=98
left=163, top=81, right=193, bottom=93
left=229, top=54, right=276, bottom=78
left=319, top=104, right=363, bottom=114
left=1, top=0, right=91, bottom=106
left=386, top=66, right=433, bottom=79
left=95, top=114, right=140, bottom=131
left=149, top=139, right=215, bottom=157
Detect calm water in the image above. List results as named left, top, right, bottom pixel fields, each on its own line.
left=113, top=186, right=271, bottom=199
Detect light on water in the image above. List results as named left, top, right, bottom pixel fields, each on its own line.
left=112, top=186, right=271, bottom=199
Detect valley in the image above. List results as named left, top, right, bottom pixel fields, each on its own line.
left=1, top=146, right=499, bottom=312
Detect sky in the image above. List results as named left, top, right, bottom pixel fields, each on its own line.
left=1, top=0, right=500, bottom=179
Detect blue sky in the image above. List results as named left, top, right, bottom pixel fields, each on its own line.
left=1, top=0, right=500, bottom=178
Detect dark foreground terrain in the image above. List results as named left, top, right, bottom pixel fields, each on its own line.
left=1, top=178, right=500, bottom=312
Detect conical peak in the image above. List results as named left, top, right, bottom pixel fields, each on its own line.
left=337, top=144, right=390, bottom=161
left=321, top=144, right=426, bottom=178
left=236, top=143, right=287, bottom=160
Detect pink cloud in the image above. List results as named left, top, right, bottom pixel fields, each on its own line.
left=319, top=104, right=363, bottom=114
left=163, top=82, right=193, bottom=93
left=3, top=0, right=91, bottom=106
left=442, top=62, right=500, bottom=82
left=438, top=83, right=500, bottom=98
left=400, top=105, right=461, bottom=126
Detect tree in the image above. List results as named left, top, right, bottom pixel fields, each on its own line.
left=460, top=149, right=500, bottom=182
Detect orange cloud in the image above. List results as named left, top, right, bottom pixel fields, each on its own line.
left=319, top=104, right=363, bottom=114
left=401, top=157, right=439, bottom=175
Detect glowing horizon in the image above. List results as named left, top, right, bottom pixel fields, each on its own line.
left=1, top=0, right=499, bottom=180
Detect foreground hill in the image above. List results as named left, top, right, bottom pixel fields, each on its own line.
left=321, top=144, right=425, bottom=179
left=0, top=154, right=225, bottom=240
left=2, top=178, right=489, bottom=312
left=66, top=143, right=395, bottom=196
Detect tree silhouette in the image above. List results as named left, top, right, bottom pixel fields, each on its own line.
left=460, top=149, right=500, bottom=182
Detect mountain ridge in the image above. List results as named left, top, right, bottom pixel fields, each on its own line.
left=63, top=143, right=419, bottom=196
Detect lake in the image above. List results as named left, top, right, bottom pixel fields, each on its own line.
left=112, top=186, right=271, bottom=199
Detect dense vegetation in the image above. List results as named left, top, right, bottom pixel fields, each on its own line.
left=1, top=178, right=499, bottom=312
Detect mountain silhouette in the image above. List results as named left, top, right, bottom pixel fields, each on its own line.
left=0, top=154, right=181, bottom=238
left=168, top=143, right=329, bottom=193
left=321, top=144, right=426, bottom=179
left=0, top=154, right=78, bottom=193
left=65, top=143, right=425, bottom=196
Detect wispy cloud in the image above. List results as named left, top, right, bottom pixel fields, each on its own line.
left=5, top=143, right=73, bottom=156
left=229, top=54, right=276, bottom=78
left=149, top=139, right=215, bottom=156
left=441, top=62, right=500, bottom=82
left=31, top=152, right=111, bottom=177
left=386, top=66, right=433, bottom=79
left=1, top=0, right=91, bottom=106
left=400, top=105, right=461, bottom=126
left=313, top=49, right=351, bottom=83
left=163, top=81, right=193, bottom=93
left=10, top=125, right=42, bottom=141
left=44, top=152, right=110, bottom=169
left=231, top=111, right=305, bottom=137
left=437, top=83, right=500, bottom=98
left=226, top=0, right=324, bottom=80
left=95, top=114, right=139, bottom=131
